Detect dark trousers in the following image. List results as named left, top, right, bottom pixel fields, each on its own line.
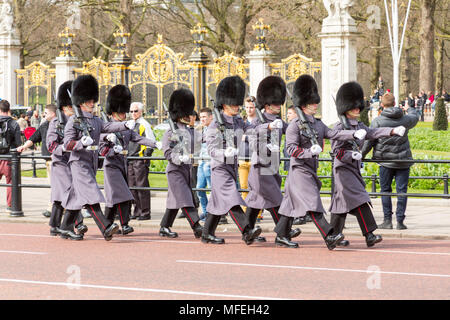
left=161, top=207, right=200, bottom=229
left=105, top=201, right=131, bottom=227
left=274, top=214, right=294, bottom=237
left=60, top=209, right=84, bottom=231
left=49, top=201, right=64, bottom=228
left=379, top=166, right=410, bottom=223
left=309, top=211, right=334, bottom=239
left=203, top=206, right=250, bottom=236
left=246, top=206, right=280, bottom=229
left=330, top=203, right=377, bottom=236
left=128, top=160, right=151, bottom=217
left=86, top=203, right=111, bottom=233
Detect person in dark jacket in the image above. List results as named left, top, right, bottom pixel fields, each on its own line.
left=361, top=92, right=420, bottom=230
left=0, top=99, right=22, bottom=211
left=17, top=104, right=57, bottom=217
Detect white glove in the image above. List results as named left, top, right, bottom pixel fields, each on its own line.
left=106, top=133, right=117, bottom=144
left=81, top=136, right=93, bottom=147
left=351, top=151, right=362, bottom=161
left=353, top=129, right=367, bottom=140
left=156, top=141, right=163, bottom=150
left=224, top=147, right=238, bottom=157
left=178, top=154, right=190, bottom=163
left=125, top=119, right=136, bottom=130
left=269, top=119, right=283, bottom=130
left=113, top=145, right=123, bottom=154
left=310, top=144, right=322, bottom=156
left=392, top=126, right=406, bottom=136
left=266, top=143, right=279, bottom=152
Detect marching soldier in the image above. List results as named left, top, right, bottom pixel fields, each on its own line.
left=202, top=75, right=262, bottom=245
left=245, top=75, right=301, bottom=245
left=46, top=81, right=87, bottom=238
left=160, top=88, right=203, bottom=239
left=277, top=75, right=361, bottom=250
left=59, top=75, right=136, bottom=241
left=99, top=85, right=162, bottom=235
left=329, top=82, right=405, bottom=247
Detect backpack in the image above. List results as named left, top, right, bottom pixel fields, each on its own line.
left=0, top=118, right=11, bottom=154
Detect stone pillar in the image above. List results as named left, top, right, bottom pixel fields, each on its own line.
left=247, top=50, right=275, bottom=97
left=0, top=34, right=20, bottom=105
left=53, top=56, right=79, bottom=91
left=319, top=2, right=359, bottom=125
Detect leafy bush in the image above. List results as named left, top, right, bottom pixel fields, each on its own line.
left=433, top=98, right=448, bottom=131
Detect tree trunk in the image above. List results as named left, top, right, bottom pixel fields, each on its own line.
left=401, top=34, right=411, bottom=98
left=435, top=37, right=444, bottom=94
left=419, top=0, right=436, bottom=93
left=369, top=29, right=381, bottom=93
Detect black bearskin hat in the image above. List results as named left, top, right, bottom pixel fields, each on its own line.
left=215, top=76, right=246, bottom=109
left=169, top=88, right=195, bottom=122
left=71, top=74, right=99, bottom=106
left=256, top=76, right=286, bottom=110
left=57, top=80, right=73, bottom=110
left=293, top=74, right=320, bottom=108
left=106, top=85, right=131, bottom=115
left=335, top=81, right=365, bottom=115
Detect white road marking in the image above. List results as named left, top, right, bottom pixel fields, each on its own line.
left=0, top=278, right=288, bottom=300
left=0, top=250, right=47, bottom=255
left=335, top=248, right=450, bottom=256
left=177, top=260, right=450, bottom=279
left=0, top=233, right=198, bottom=244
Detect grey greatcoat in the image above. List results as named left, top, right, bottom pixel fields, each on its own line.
left=329, top=120, right=392, bottom=214
left=206, top=113, right=253, bottom=215
left=99, top=119, right=157, bottom=208
left=278, top=114, right=356, bottom=218
left=245, top=112, right=287, bottom=209
left=62, top=111, right=127, bottom=210
left=163, top=122, right=200, bottom=209
left=46, top=115, right=71, bottom=203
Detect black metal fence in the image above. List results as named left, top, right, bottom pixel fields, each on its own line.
left=0, top=151, right=449, bottom=217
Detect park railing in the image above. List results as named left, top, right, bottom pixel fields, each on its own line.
left=0, top=151, right=449, bottom=217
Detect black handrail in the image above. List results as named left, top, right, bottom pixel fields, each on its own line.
left=1, top=152, right=449, bottom=217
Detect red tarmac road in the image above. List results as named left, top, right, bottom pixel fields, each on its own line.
left=0, top=222, right=449, bottom=300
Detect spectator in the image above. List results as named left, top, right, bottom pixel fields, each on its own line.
left=283, top=106, right=297, bottom=172
left=377, top=76, right=385, bottom=96
left=443, top=90, right=450, bottom=102
left=416, top=91, right=425, bottom=121
left=361, top=92, right=419, bottom=230
left=17, top=104, right=57, bottom=217
left=16, top=113, right=28, bottom=143
left=196, top=108, right=213, bottom=221
left=30, top=110, right=41, bottom=129
left=0, top=100, right=22, bottom=211
left=407, top=92, right=415, bottom=109
left=238, top=96, right=258, bottom=222
left=127, top=102, right=156, bottom=220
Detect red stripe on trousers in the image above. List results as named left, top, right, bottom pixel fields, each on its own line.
left=118, top=203, right=124, bottom=225
left=183, top=207, right=194, bottom=226
left=310, top=212, right=326, bottom=237
left=358, top=206, right=369, bottom=233
left=271, top=208, right=279, bottom=223
left=89, top=205, right=105, bottom=231
left=228, top=210, right=243, bottom=232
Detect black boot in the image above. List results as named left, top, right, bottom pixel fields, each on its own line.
left=192, top=223, right=203, bottom=239
left=242, top=226, right=262, bottom=245
left=324, top=233, right=345, bottom=250
left=366, top=233, right=382, bottom=247
left=378, top=219, right=393, bottom=229
left=159, top=227, right=178, bottom=238
left=275, top=236, right=299, bottom=248
left=122, top=225, right=134, bottom=235
left=60, top=229, right=83, bottom=241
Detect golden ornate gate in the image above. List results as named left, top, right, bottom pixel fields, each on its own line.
left=128, top=35, right=193, bottom=125
left=16, top=61, right=56, bottom=109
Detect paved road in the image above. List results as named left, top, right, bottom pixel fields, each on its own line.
left=0, top=223, right=449, bottom=301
